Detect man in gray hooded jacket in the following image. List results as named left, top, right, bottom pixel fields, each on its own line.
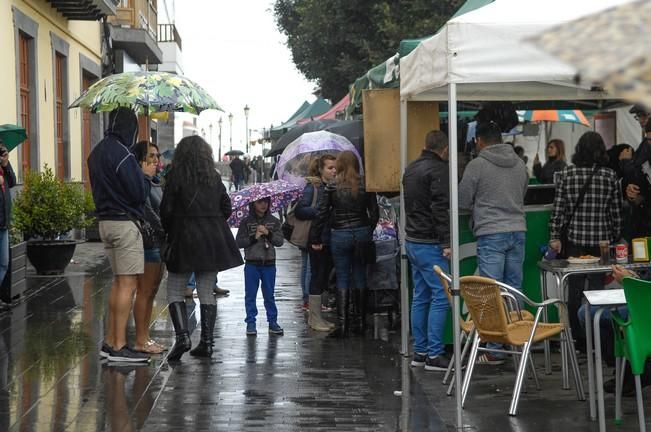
left=459, top=121, right=528, bottom=363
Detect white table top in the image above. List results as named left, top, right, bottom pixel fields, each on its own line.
left=583, top=289, right=626, bottom=306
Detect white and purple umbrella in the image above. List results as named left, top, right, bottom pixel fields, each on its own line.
left=277, top=131, right=363, bottom=187
left=227, top=180, right=302, bottom=227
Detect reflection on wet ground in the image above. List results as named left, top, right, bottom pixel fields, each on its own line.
left=0, top=243, right=444, bottom=431
left=2, top=242, right=649, bottom=431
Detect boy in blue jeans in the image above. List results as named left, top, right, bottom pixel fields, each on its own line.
left=236, top=197, right=284, bottom=336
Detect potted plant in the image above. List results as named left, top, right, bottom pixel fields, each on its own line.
left=12, top=166, right=95, bottom=275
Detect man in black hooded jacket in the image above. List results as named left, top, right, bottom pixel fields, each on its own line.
left=88, top=107, right=151, bottom=363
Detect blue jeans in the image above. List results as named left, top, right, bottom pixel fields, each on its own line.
left=300, top=249, right=311, bottom=302
left=477, top=231, right=526, bottom=354
left=330, top=226, right=372, bottom=291
left=244, top=264, right=278, bottom=324
left=0, top=230, right=8, bottom=284
left=406, top=241, right=450, bottom=357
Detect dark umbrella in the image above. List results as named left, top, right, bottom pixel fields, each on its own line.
left=0, top=124, right=28, bottom=152
left=161, top=148, right=175, bottom=160
left=324, top=120, right=364, bottom=159
left=224, top=149, right=245, bottom=156
left=266, top=119, right=337, bottom=157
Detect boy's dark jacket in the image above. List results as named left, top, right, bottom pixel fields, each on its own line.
left=236, top=199, right=283, bottom=265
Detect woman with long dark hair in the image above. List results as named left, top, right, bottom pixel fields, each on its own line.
left=161, top=136, right=243, bottom=361
left=131, top=141, right=166, bottom=354
left=295, top=154, right=337, bottom=331
left=311, top=151, right=378, bottom=336
left=533, top=139, right=567, bottom=184
left=548, top=131, right=623, bottom=345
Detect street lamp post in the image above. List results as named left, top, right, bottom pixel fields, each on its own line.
left=228, top=113, right=233, bottom=152
left=218, top=117, right=223, bottom=160
left=244, top=105, right=250, bottom=155
left=209, top=123, right=213, bottom=150
left=201, top=128, right=205, bottom=139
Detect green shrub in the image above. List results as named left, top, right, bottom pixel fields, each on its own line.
left=12, top=166, right=95, bottom=240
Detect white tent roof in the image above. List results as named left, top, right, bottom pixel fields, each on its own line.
left=400, top=0, right=634, bottom=101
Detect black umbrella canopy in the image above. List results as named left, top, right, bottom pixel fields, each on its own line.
left=266, top=119, right=337, bottom=157
left=324, top=120, right=364, bottom=159
left=225, top=149, right=245, bottom=156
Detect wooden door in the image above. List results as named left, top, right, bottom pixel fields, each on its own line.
left=18, top=33, right=31, bottom=174
left=55, top=53, right=65, bottom=179
left=82, top=74, right=93, bottom=190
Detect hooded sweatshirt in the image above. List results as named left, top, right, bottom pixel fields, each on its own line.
left=87, top=108, right=146, bottom=220
left=459, top=143, right=528, bottom=237
left=235, top=198, right=284, bottom=265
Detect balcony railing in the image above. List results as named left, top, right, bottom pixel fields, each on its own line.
left=109, top=0, right=157, bottom=39
left=157, top=24, right=182, bottom=50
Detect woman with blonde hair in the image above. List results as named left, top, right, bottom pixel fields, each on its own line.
left=311, top=151, right=378, bottom=336
left=295, top=154, right=337, bottom=331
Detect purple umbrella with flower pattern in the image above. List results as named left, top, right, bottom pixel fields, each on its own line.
left=227, top=180, right=303, bottom=227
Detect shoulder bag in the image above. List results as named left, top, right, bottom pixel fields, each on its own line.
left=283, top=185, right=319, bottom=248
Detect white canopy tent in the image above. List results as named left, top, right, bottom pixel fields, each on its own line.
left=398, top=0, right=634, bottom=428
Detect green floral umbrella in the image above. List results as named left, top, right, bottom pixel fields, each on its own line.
left=69, top=71, right=222, bottom=114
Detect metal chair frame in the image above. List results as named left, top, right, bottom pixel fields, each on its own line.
left=458, top=277, right=585, bottom=416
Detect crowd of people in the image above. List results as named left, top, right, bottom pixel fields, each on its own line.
left=404, top=106, right=651, bottom=394
left=87, top=107, right=383, bottom=364
left=87, top=103, right=651, bottom=400
left=229, top=154, right=269, bottom=190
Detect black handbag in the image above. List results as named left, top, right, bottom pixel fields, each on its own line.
left=559, top=166, right=598, bottom=258
left=354, top=240, right=377, bottom=265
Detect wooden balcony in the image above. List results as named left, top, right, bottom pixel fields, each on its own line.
left=47, top=0, right=119, bottom=20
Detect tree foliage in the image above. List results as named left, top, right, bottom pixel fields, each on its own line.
left=273, top=0, right=464, bottom=101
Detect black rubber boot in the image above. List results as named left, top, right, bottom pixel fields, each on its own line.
left=190, top=304, right=216, bottom=357
left=352, top=288, right=367, bottom=335
left=330, top=289, right=349, bottom=338
left=167, top=302, right=191, bottom=362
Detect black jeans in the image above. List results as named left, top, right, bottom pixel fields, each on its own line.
left=567, top=242, right=603, bottom=346
left=309, top=245, right=332, bottom=296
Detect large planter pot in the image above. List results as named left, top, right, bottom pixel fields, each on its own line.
left=26, top=240, right=77, bottom=275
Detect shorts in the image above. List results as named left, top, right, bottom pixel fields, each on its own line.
left=144, top=248, right=161, bottom=263
left=99, top=220, right=144, bottom=275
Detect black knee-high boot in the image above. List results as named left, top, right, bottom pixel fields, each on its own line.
left=190, top=304, right=216, bottom=357
left=167, top=302, right=191, bottom=362
left=330, top=289, right=349, bottom=338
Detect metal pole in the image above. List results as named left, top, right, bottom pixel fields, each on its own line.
left=399, top=98, right=410, bottom=356
left=229, top=114, right=233, bottom=152
left=218, top=121, right=222, bottom=160
left=448, top=82, right=464, bottom=430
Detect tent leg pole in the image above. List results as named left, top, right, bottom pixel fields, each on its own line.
left=399, top=98, right=410, bottom=357
left=448, top=83, right=464, bottom=430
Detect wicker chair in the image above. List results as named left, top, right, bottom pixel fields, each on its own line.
left=434, top=266, right=534, bottom=396
left=458, top=275, right=585, bottom=416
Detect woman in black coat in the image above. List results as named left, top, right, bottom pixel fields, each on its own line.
left=533, top=139, right=567, bottom=184
left=161, top=136, right=243, bottom=361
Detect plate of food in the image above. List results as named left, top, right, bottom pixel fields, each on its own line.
left=567, top=255, right=600, bottom=265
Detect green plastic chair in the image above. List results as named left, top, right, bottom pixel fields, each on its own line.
left=611, top=276, right=651, bottom=432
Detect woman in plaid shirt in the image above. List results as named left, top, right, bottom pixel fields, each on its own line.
left=549, top=131, right=623, bottom=345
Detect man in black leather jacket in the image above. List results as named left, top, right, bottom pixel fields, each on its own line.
left=402, top=130, right=452, bottom=371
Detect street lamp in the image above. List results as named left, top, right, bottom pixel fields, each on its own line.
left=228, top=113, right=233, bottom=152
left=244, top=105, right=250, bottom=154
left=201, top=128, right=206, bottom=139
left=218, top=117, right=223, bottom=160
left=209, top=122, right=213, bottom=148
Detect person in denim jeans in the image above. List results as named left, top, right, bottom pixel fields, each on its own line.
left=0, top=143, right=15, bottom=294
left=402, top=131, right=452, bottom=371
left=311, top=151, right=378, bottom=337
left=459, top=122, right=528, bottom=364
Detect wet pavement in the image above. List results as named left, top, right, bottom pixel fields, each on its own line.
left=0, top=241, right=649, bottom=431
